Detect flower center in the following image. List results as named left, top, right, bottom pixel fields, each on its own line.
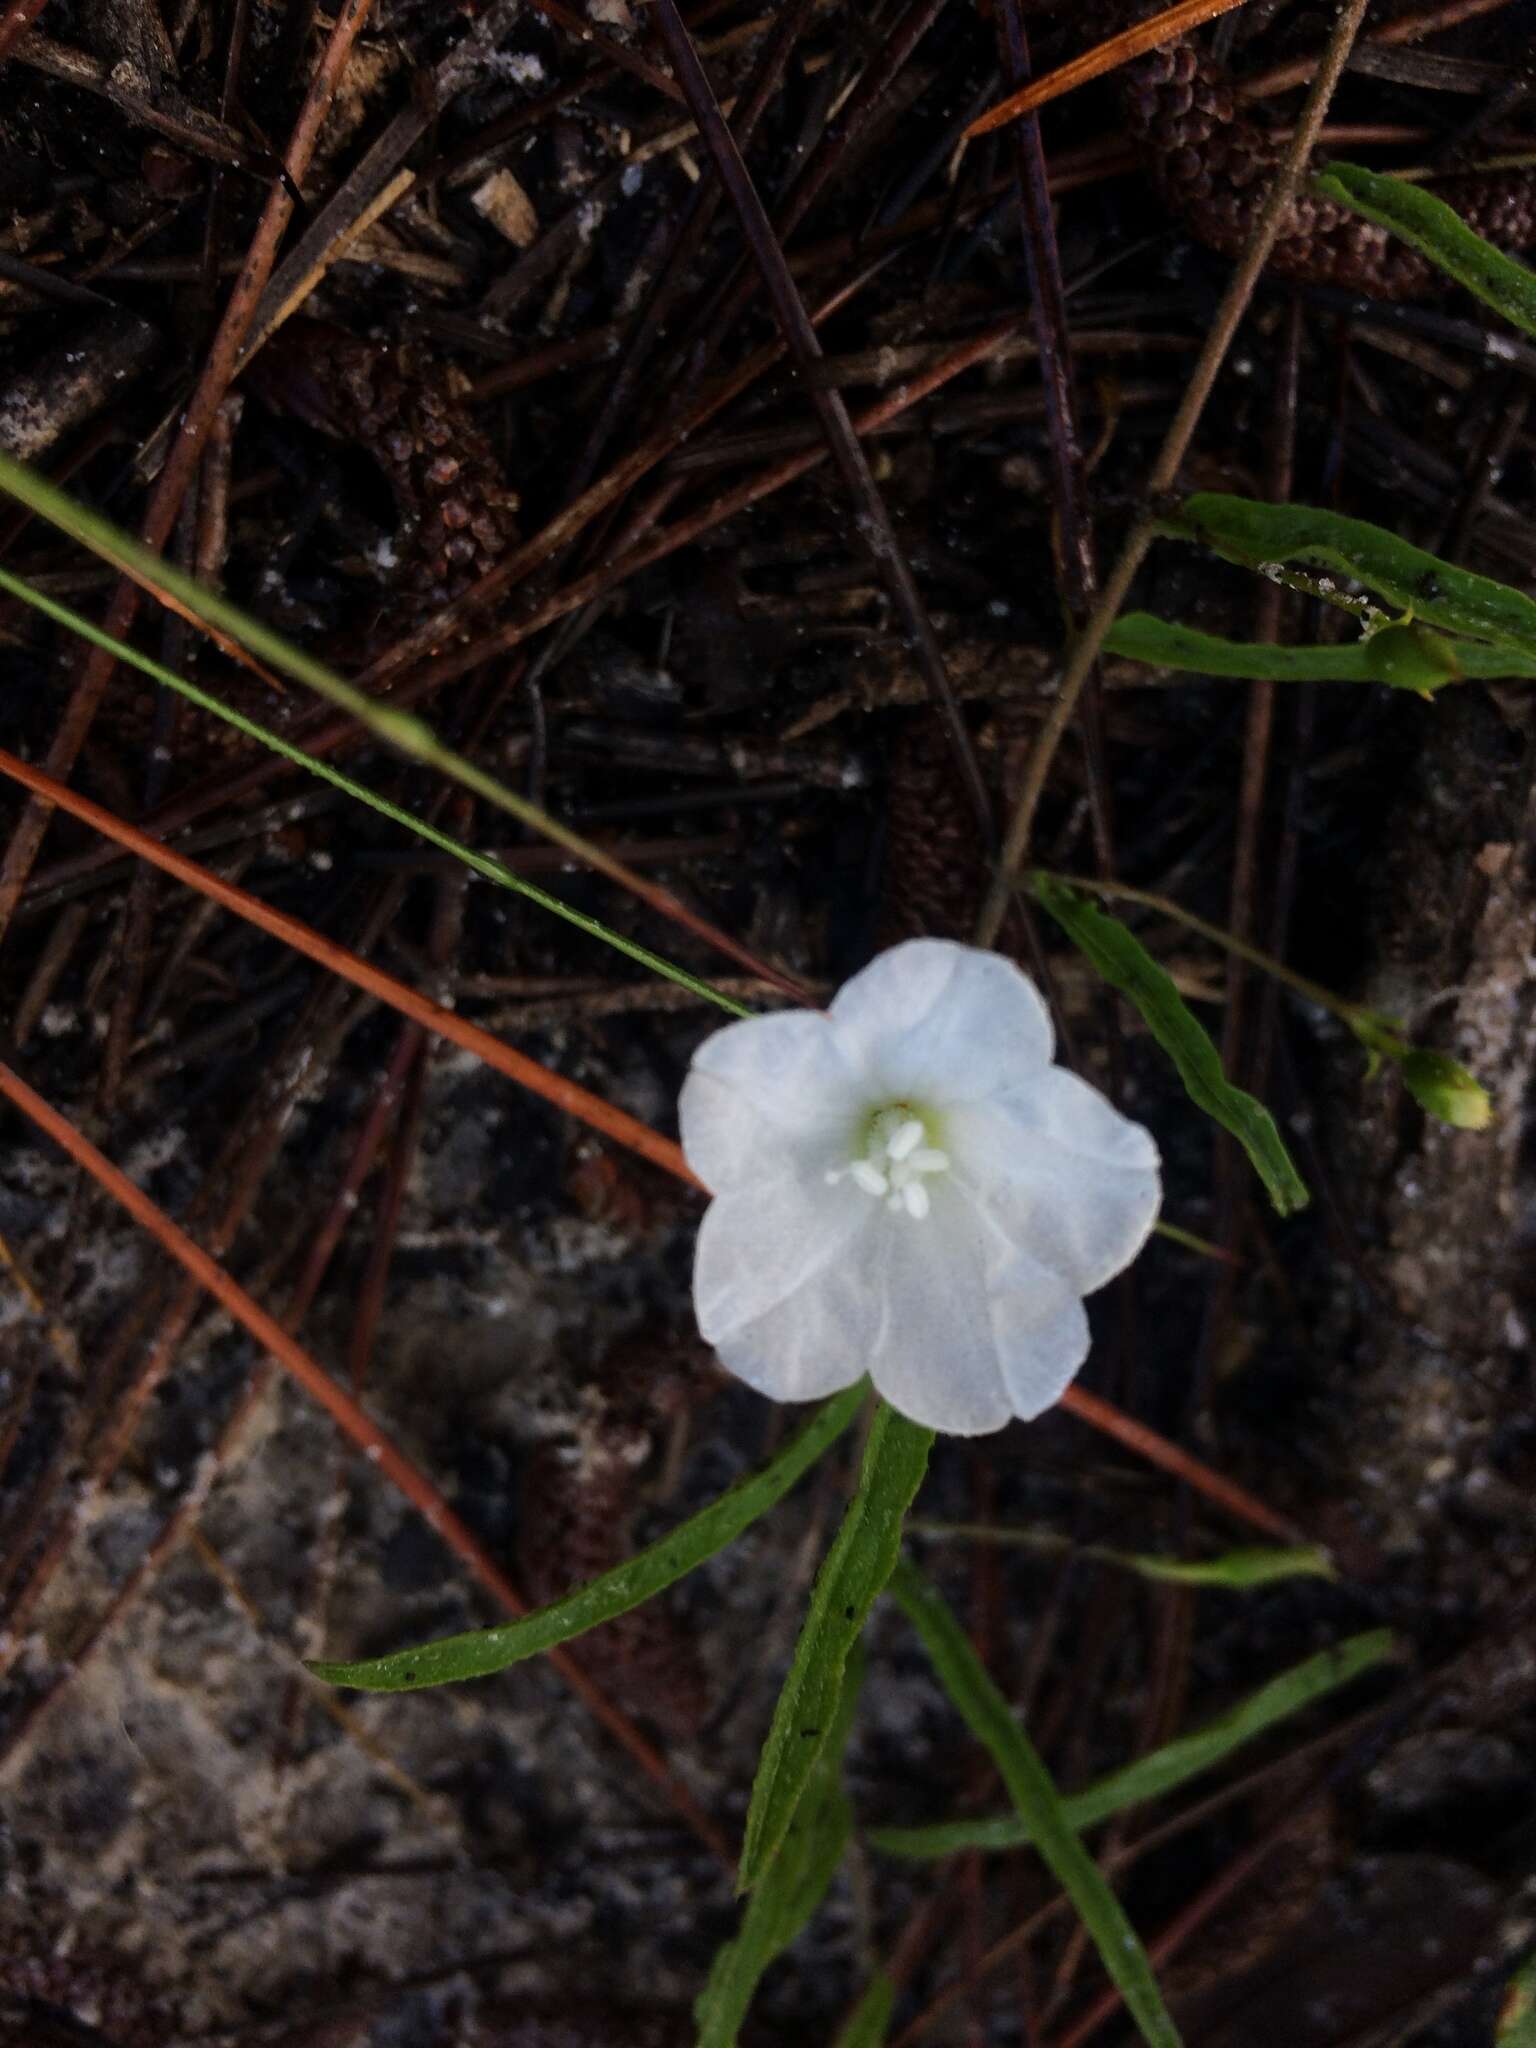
left=826, top=1103, right=951, bottom=1220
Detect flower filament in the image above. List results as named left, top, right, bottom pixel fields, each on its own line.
left=827, top=1104, right=950, bottom=1220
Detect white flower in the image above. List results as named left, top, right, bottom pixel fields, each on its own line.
left=680, top=939, right=1161, bottom=1436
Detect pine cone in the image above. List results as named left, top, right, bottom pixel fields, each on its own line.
left=877, top=711, right=992, bottom=944
left=249, top=317, right=521, bottom=640
left=1120, top=34, right=1536, bottom=298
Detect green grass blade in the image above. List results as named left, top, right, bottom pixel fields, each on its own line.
left=309, top=1384, right=864, bottom=1691
left=738, top=1403, right=932, bottom=1894
left=0, top=564, right=747, bottom=1017
left=1166, top=492, right=1536, bottom=655
left=1118, top=1543, right=1335, bottom=1588
left=833, top=1977, right=895, bottom=2048
left=910, top=1524, right=1333, bottom=1590
left=1104, top=612, right=1536, bottom=688
left=0, top=449, right=755, bottom=995
left=1314, top=161, right=1536, bottom=341
left=1030, top=872, right=1308, bottom=1215
left=889, top=1557, right=1183, bottom=2048
left=696, top=1648, right=864, bottom=2048
left=869, top=1627, right=1394, bottom=1860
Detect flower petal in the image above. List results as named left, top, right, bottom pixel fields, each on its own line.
left=863, top=1190, right=1014, bottom=1435
left=946, top=1068, right=1160, bottom=1293
left=693, top=1171, right=871, bottom=1348
left=680, top=1009, right=859, bottom=1194
left=988, top=1244, right=1093, bottom=1422
left=829, top=939, right=1054, bottom=1107
left=702, top=1216, right=881, bottom=1405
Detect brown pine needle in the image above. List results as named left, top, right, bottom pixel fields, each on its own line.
left=965, top=0, right=1251, bottom=139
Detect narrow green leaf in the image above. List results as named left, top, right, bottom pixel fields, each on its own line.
left=889, top=1557, right=1183, bottom=2048
left=1105, top=612, right=1536, bottom=688
left=696, top=1649, right=864, bottom=2048
left=911, top=1523, right=1333, bottom=1590
left=309, top=1384, right=864, bottom=1691
left=0, top=449, right=752, bottom=1008
left=870, top=1627, right=1394, bottom=1860
left=738, top=1403, right=933, bottom=1894
left=1314, top=161, right=1536, bottom=341
left=1121, top=1544, right=1335, bottom=1588
left=1166, top=492, right=1536, bottom=655
left=1030, top=872, right=1309, bottom=1215
left=0, top=564, right=746, bottom=1016
left=833, top=1976, right=895, bottom=2048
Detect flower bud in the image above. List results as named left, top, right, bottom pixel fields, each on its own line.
left=1400, top=1049, right=1492, bottom=1130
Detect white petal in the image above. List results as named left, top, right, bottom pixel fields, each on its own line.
left=680, top=1009, right=859, bottom=1194
left=863, top=1190, right=1014, bottom=1434
left=702, top=1209, right=883, bottom=1404
left=829, top=940, right=1054, bottom=1107
left=988, top=1245, right=1093, bottom=1421
left=693, top=1172, right=870, bottom=1345
left=946, top=1069, right=1160, bottom=1294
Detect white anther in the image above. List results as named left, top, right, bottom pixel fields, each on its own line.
left=886, top=1117, right=925, bottom=1162
left=902, top=1181, right=931, bottom=1220
left=850, top=1159, right=890, bottom=1197
left=908, top=1147, right=949, bottom=1173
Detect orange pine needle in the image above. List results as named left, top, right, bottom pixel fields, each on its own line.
left=0, top=745, right=1300, bottom=1547
left=0, top=743, right=699, bottom=1189
left=966, top=0, right=1251, bottom=139
left=0, top=1053, right=730, bottom=1859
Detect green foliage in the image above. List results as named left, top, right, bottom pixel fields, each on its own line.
left=1163, top=493, right=1536, bottom=655
left=308, top=1385, right=865, bottom=1691
left=914, top=1525, right=1334, bottom=1588
left=1314, top=161, right=1536, bottom=340
left=832, top=1977, right=895, bottom=2048
left=696, top=1650, right=864, bottom=2048
left=870, top=1627, right=1395, bottom=1860
left=0, top=450, right=753, bottom=1014
left=0, top=565, right=746, bottom=1015
left=1117, top=1543, right=1334, bottom=1587
left=738, top=1405, right=932, bottom=1893
left=1030, top=873, right=1309, bottom=1215
left=889, top=1558, right=1183, bottom=2048
left=1104, top=613, right=1536, bottom=690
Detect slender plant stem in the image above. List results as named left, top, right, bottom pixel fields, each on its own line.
left=975, top=0, right=1377, bottom=947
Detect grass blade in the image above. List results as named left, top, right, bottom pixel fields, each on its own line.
left=833, top=1976, right=895, bottom=2048
left=310, top=1384, right=865, bottom=1691
left=870, top=1626, right=1394, bottom=1859
left=1115, top=1543, right=1334, bottom=1588
left=1314, top=161, right=1536, bottom=341
left=1031, top=871, right=1308, bottom=1215
left=911, top=1523, right=1333, bottom=1590
left=889, top=1557, right=1183, bottom=2048
left=1104, top=611, right=1536, bottom=688
left=738, top=1403, right=932, bottom=1893
left=0, top=448, right=798, bottom=997
left=0, top=564, right=748, bottom=1016
left=696, top=1648, right=864, bottom=2048
left=1165, top=492, right=1536, bottom=655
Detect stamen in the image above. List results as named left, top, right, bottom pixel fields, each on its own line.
left=832, top=1102, right=951, bottom=1217
left=886, top=1118, right=925, bottom=1162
